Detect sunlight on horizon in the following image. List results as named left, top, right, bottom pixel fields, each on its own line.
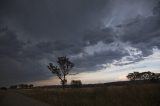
left=31, top=48, right=160, bottom=86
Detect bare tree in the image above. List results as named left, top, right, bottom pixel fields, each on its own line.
left=47, top=56, right=74, bottom=89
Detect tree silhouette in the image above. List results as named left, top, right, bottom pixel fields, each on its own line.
left=127, top=72, right=140, bottom=81
left=71, top=80, right=82, bottom=88
left=47, top=56, right=74, bottom=89
left=127, top=71, right=160, bottom=81
left=126, top=73, right=135, bottom=81
left=140, top=71, right=152, bottom=80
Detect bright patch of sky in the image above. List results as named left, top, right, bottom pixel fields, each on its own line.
left=33, top=47, right=160, bottom=86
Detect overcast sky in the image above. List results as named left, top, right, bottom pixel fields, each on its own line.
left=0, top=0, right=160, bottom=86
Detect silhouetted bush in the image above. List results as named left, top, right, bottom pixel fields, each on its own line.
left=10, top=85, right=17, bottom=89
left=71, top=80, right=82, bottom=88
left=18, top=84, right=34, bottom=89
left=0, top=87, right=7, bottom=90
left=29, top=84, right=34, bottom=88
left=127, top=71, right=160, bottom=81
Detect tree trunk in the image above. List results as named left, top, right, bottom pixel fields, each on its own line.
left=61, top=79, right=65, bottom=90
left=62, top=83, right=65, bottom=90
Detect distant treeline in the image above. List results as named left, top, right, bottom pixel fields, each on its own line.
left=35, top=80, right=83, bottom=89
left=10, top=84, right=34, bottom=89
left=8, top=80, right=83, bottom=89
left=127, top=71, right=160, bottom=81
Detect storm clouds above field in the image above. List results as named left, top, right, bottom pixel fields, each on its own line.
left=0, top=0, right=160, bottom=86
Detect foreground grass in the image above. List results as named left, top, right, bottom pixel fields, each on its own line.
left=18, top=84, right=160, bottom=106
left=0, top=91, right=5, bottom=102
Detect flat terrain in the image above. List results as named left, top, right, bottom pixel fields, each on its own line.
left=0, top=82, right=160, bottom=106
left=17, top=83, right=160, bottom=106
left=0, top=90, right=51, bottom=106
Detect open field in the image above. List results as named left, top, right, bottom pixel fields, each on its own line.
left=0, top=91, right=51, bottom=106
left=0, top=91, right=5, bottom=102
left=17, top=83, right=160, bottom=106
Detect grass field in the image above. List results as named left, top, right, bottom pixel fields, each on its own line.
left=17, top=83, right=160, bottom=106
left=0, top=91, right=5, bottom=102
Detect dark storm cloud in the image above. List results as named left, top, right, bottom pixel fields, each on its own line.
left=0, top=29, right=50, bottom=86
left=121, top=17, right=160, bottom=44
left=0, top=0, right=159, bottom=86
left=0, top=0, right=110, bottom=41
left=36, top=41, right=83, bottom=55
left=119, top=7, right=160, bottom=56
left=0, top=57, right=47, bottom=85
left=0, top=0, right=112, bottom=85
left=73, top=49, right=128, bottom=71
left=0, top=30, right=24, bottom=58
left=83, top=28, right=115, bottom=45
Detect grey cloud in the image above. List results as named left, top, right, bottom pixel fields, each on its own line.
left=71, top=41, right=132, bottom=72
left=0, top=0, right=159, bottom=86
left=0, top=0, right=111, bottom=86
left=83, top=28, right=115, bottom=45
left=0, top=29, right=52, bottom=86
left=0, top=0, right=109, bottom=41
left=119, top=16, right=160, bottom=56
left=0, top=29, right=24, bottom=58
left=153, top=1, right=160, bottom=16
left=110, top=1, right=160, bottom=57
left=0, top=56, right=50, bottom=86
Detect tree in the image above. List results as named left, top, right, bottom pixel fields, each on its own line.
left=47, top=56, right=74, bottom=89
left=127, top=71, right=160, bottom=81
left=126, top=73, right=135, bottom=81
left=127, top=72, right=140, bottom=81
left=140, top=71, right=152, bottom=80
left=29, top=84, right=34, bottom=88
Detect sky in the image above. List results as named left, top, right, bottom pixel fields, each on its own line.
left=0, top=0, right=160, bottom=86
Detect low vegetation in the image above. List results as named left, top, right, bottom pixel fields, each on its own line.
left=0, top=91, right=5, bottom=102
left=10, top=84, right=34, bottom=89
left=18, top=83, right=160, bottom=106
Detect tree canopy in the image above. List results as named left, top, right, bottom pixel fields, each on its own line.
left=47, top=56, right=74, bottom=88
left=127, top=71, right=160, bottom=81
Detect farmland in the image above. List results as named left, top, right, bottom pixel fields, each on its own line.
left=16, top=82, right=160, bottom=106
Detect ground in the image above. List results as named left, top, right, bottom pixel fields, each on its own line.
left=0, top=82, right=160, bottom=106
left=0, top=90, right=51, bottom=106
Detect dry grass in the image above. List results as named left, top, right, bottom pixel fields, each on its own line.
left=0, top=91, right=5, bottom=102
left=18, top=84, right=160, bottom=106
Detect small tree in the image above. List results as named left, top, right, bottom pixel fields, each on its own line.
left=47, top=56, right=74, bottom=89
left=71, top=80, right=82, bottom=88
left=29, top=84, right=34, bottom=88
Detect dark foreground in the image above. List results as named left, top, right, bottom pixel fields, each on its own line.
left=0, top=90, right=51, bottom=106
left=1, top=82, right=160, bottom=106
